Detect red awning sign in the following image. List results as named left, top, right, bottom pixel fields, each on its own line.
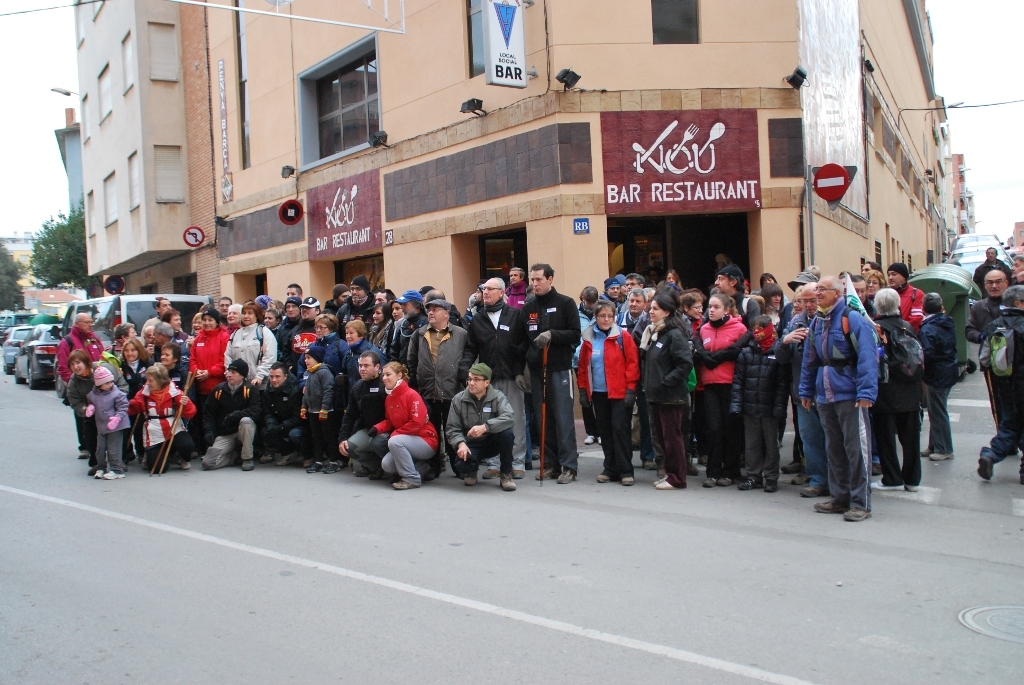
left=813, top=164, right=851, bottom=202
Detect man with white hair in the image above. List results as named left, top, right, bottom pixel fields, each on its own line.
left=799, top=275, right=879, bottom=522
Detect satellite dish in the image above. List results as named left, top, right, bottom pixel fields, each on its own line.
left=264, top=0, right=293, bottom=7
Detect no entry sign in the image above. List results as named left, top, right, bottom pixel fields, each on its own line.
left=183, top=226, right=206, bottom=248
left=813, top=164, right=851, bottom=202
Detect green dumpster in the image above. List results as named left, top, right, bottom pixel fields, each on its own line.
left=908, top=264, right=981, bottom=367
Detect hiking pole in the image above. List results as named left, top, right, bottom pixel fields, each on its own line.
left=152, top=373, right=196, bottom=475
left=539, top=346, right=549, bottom=486
left=982, top=369, right=999, bottom=429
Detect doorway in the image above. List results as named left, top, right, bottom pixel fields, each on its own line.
left=334, top=254, right=385, bottom=290
left=479, top=229, right=528, bottom=282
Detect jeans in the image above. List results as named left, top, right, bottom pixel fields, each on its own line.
left=819, top=400, right=872, bottom=511
left=95, top=429, right=127, bottom=473
left=382, top=434, right=435, bottom=485
left=530, top=367, right=579, bottom=473
left=345, top=429, right=390, bottom=472
left=592, top=392, right=633, bottom=479
left=872, top=410, right=921, bottom=488
left=202, top=417, right=256, bottom=469
left=925, top=384, right=954, bottom=455
left=797, top=403, right=828, bottom=490
left=455, top=428, right=515, bottom=477
left=649, top=403, right=688, bottom=487
left=982, top=379, right=1024, bottom=470
left=743, top=415, right=781, bottom=481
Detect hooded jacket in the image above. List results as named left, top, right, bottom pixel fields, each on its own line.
left=372, top=380, right=439, bottom=451
left=696, top=315, right=749, bottom=386
left=445, top=385, right=516, bottom=447
left=86, top=383, right=130, bottom=434
left=225, top=323, right=277, bottom=385
left=127, top=381, right=196, bottom=448
left=460, top=303, right=527, bottom=382
left=302, top=363, right=336, bottom=414
left=577, top=322, right=640, bottom=401
left=189, top=327, right=229, bottom=395
left=919, top=313, right=959, bottom=389
left=729, top=338, right=789, bottom=418
left=407, top=324, right=468, bottom=401
left=799, top=298, right=879, bottom=405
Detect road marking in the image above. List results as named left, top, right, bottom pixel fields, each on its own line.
left=1013, top=500, right=1024, bottom=518
left=922, top=413, right=959, bottom=422
left=871, top=485, right=941, bottom=505
left=0, top=484, right=820, bottom=685
left=947, top=399, right=991, bottom=408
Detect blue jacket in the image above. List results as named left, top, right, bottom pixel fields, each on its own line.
left=799, top=299, right=879, bottom=405
left=918, top=313, right=959, bottom=389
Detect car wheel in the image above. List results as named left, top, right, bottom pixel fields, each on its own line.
left=28, top=360, right=43, bottom=390
left=3, top=363, right=12, bottom=375
left=15, top=362, right=26, bottom=384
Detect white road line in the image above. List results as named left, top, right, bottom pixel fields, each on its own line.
left=949, top=413, right=960, bottom=423
left=871, top=486, right=941, bottom=505
left=947, top=399, right=992, bottom=408
left=1013, top=500, right=1024, bottom=518
left=0, top=484, right=820, bottom=685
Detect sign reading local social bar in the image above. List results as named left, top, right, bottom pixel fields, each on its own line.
left=307, top=169, right=382, bottom=259
left=482, top=0, right=527, bottom=88
left=601, top=109, right=761, bottom=214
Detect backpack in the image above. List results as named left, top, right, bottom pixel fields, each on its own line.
left=809, top=310, right=887, bottom=382
left=883, top=324, right=925, bottom=383
left=980, top=325, right=1015, bottom=377
left=101, top=351, right=122, bottom=370
left=229, top=324, right=266, bottom=367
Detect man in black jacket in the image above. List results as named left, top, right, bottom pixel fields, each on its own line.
left=978, top=285, right=1024, bottom=484
left=201, top=359, right=263, bottom=471
left=520, top=263, right=582, bottom=483
left=338, top=350, right=389, bottom=477
left=714, top=264, right=761, bottom=329
left=262, top=362, right=304, bottom=466
left=461, top=277, right=529, bottom=478
left=967, top=270, right=1011, bottom=427
left=338, top=275, right=375, bottom=325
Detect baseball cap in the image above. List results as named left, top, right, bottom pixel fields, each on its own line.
left=299, top=297, right=320, bottom=309
left=395, top=290, right=424, bottom=304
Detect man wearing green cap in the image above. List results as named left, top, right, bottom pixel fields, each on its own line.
left=445, top=363, right=517, bottom=491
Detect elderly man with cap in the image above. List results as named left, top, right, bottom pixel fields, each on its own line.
left=201, top=358, right=263, bottom=471
left=408, top=297, right=468, bottom=477
left=886, top=262, right=924, bottom=332
left=460, top=276, right=529, bottom=479
left=715, top=264, right=760, bottom=329
left=339, top=275, right=375, bottom=325
left=446, top=363, right=518, bottom=491
left=390, top=289, right=427, bottom=364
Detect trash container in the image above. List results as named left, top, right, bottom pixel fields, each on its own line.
left=908, top=264, right=981, bottom=367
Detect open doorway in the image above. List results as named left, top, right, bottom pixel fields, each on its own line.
left=479, top=229, right=528, bottom=281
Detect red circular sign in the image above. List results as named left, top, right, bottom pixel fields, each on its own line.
left=183, top=226, right=206, bottom=248
left=813, top=163, right=851, bottom=202
left=279, top=199, right=304, bottom=226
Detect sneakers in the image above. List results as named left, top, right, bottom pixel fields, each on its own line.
left=780, top=460, right=804, bottom=474
left=323, top=461, right=340, bottom=474
left=500, top=473, right=517, bottom=491
left=871, top=481, right=903, bottom=491
left=241, top=460, right=254, bottom=471
left=584, top=435, right=596, bottom=445
left=93, top=468, right=105, bottom=479
left=641, top=460, right=657, bottom=470
left=258, top=454, right=274, bottom=464
left=843, top=508, right=872, bottom=522
left=275, top=452, right=296, bottom=467
left=482, top=469, right=500, bottom=480
left=977, top=453, right=994, bottom=481
left=621, top=476, right=635, bottom=486
left=814, top=501, right=849, bottom=514
left=791, top=473, right=810, bottom=486
left=463, top=472, right=478, bottom=486
left=738, top=477, right=763, bottom=491
left=512, top=469, right=525, bottom=480
left=306, top=461, right=324, bottom=473
left=536, top=466, right=559, bottom=481
left=800, top=485, right=829, bottom=498
left=687, top=462, right=699, bottom=476
left=715, top=477, right=733, bottom=487
left=179, top=459, right=191, bottom=471
left=702, top=477, right=716, bottom=488
left=654, top=479, right=677, bottom=490
left=557, top=467, right=576, bottom=484
left=596, top=473, right=613, bottom=483
left=763, top=479, right=778, bottom=493
left=392, top=479, right=420, bottom=490
left=929, top=452, right=954, bottom=461
left=102, top=470, right=125, bottom=480
left=904, top=484, right=920, bottom=492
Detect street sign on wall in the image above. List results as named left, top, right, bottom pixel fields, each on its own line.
left=812, top=164, right=859, bottom=210
left=183, top=226, right=206, bottom=248
left=482, top=0, right=527, bottom=88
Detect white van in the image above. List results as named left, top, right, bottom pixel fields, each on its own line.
left=62, top=294, right=213, bottom=347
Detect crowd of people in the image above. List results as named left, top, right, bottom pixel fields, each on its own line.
left=52, top=255, right=1024, bottom=518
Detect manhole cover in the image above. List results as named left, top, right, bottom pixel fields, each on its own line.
left=959, top=606, right=1024, bottom=644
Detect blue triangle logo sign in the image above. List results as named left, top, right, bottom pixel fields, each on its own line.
left=493, top=2, right=517, bottom=49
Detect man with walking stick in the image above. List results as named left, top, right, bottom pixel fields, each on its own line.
left=521, top=264, right=582, bottom=483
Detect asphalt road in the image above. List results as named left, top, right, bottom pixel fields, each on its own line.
left=1, top=368, right=1021, bottom=685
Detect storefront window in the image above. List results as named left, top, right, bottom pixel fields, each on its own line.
left=334, top=255, right=385, bottom=291
left=479, top=230, right=527, bottom=281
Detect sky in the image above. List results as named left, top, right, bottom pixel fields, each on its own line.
left=0, top=0, right=1021, bottom=242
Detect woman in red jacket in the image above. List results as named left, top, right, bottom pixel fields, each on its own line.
left=369, top=362, right=439, bottom=490
left=188, top=309, right=229, bottom=453
left=696, top=293, right=750, bottom=487
left=127, top=363, right=198, bottom=471
left=578, top=301, right=640, bottom=485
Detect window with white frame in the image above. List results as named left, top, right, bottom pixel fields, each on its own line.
left=98, top=65, right=112, bottom=120
left=86, top=191, right=96, bottom=236
left=128, top=152, right=140, bottom=208
left=154, top=146, right=184, bottom=202
left=122, top=32, right=134, bottom=91
left=103, top=172, right=117, bottom=225
left=148, top=23, right=178, bottom=81
left=81, top=95, right=90, bottom=139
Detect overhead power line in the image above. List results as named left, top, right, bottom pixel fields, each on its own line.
left=0, top=0, right=104, bottom=18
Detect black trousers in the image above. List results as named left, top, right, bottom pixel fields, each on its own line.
left=455, top=429, right=515, bottom=477
left=581, top=401, right=599, bottom=437
left=189, top=392, right=210, bottom=454
left=144, top=432, right=196, bottom=469
left=426, top=398, right=454, bottom=474
left=76, top=413, right=98, bottom=467
left=703, top=383, right=742, bottom=480
left=592, top=392, right=634, bottom=479
left=872, top=410, right=922, bottom=487
left=309, top=411, right=342, bottom=463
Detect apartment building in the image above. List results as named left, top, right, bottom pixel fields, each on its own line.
left=209, top=0, right=951, bottom=306
left=74, top=0, right=218, bottom=296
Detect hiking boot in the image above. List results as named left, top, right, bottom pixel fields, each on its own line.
left=500, top=473, right=517, bottom=491
left=353, top=466, right=372, bottom=477
left=800, top=485, right=829, bottom=498
left=368, top=468, right=385, bottom=480
left=738, top=477, right=763, bottom=491
left=791, top=473, right=810, bottom=486
left=641, top=460, right=657, bottom=470
left=621, top=476, right=635, bottom=486
left=929, top=452, right=954, bottom=461
left=814, top=501, right=849, bottom=514
left=781, top=460, right=804, bottom=474
left=536, top=466, right=559, bottom=481
left=715, top=477, right=733, bottom=487
left=843, top=508, right=872, bottom=522
left=596, top=473, right=613, bottom=483
left=702, top=477, right=716, bottom=488
left=323, top=461, right=340, bottom=474
left=241, top=460, right=254, bottom=472
left=697, top=453, right=708, bottom=466
left=258, top=454, right=274, bottom=464
left=512, top=470, right=525, bottom=480
left=763, top=479, right=778, bottom=493
left=302, top=458, right=315, bottom=469
left=977, top=455, right=994, bottom=481
left=179, top=458, right=191, bottom=471
left=306, top=461, right=323, bottom=473
left=463, top=472, right=478, bottom=486
left=482, top=469, right=500, bottom=480
left=78, top=449, right=90, bottom=460
left=687, top=462, right=699, bottom=476
left=275, top=452, right=296, bottom=467
left=557, top=467, right=576, bottom=484
left=392, top=479, right=420, bottom=490
left=920, top=448, right=932, bottom=458
left=871, top=462, right=882, bottom=476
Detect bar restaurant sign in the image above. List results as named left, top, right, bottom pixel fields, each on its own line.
left=307, top=170, right=382, bottom=259
left=483, top=0, right=527, bottom=88
left=601, top=109, right=762, bottom=214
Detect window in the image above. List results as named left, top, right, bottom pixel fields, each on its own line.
left=86, top=191, right=96, bottom=236
left=768, top=118, right=804, bottom=178
left=81, top=95, right=90, bottom=139
left=98, top=65, right=112, bottom=120
left=93, top=0, right=104, bottom=18
left=315, top=53, right=379, bottom=160
left=128, top=151, right=141, bottom=208
left=75, top=1, right=87, bottom=45
left=154, top=145, right=184, bottom=202
left=652, top=0, right=699, bottom=44
left=874, top=240, right=883, bottom=266
left=234, top=0, right=251, bottom=168
left=122, top=32, right=134, bottom=91
left=467, top=0, right=484, bottom=78
left=148, top=23, right=178, bottom=81
left=103, top=172, right=117, bottom=225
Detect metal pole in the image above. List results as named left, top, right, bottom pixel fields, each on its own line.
left=806, top=164, right=816, bottom=265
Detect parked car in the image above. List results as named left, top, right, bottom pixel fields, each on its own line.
left=946, top=244, right=1013, bottom=273
left=3, top=325, right=33, bottom=375
left=949, top=233, right=1002, bottom=254
left=15, top=324, right=61, bottom=389
left=0, top=312, right=33, bottom=338
left=61, top=294, right=213, bottom=347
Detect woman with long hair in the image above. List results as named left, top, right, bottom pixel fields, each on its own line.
left=119, top=338, right=152, bottom=464
left=368, top=302, right=391, bottom=353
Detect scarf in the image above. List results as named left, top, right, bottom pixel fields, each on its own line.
left=709, top=314, right=730, bottom=329
left=307, top=363, right=323, bottom=374
left=385, top=378, right=403, bottom=396
left=351, top=294, right=369, bottom=307
left=484, top=301, right=504, bottom=314
left=753, top=326, right=776, bottom=353
left=639, top=319, right=666, bottom=351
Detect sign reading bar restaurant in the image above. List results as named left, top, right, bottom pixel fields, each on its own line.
left=482, top=0, right=527, bottom=88
left=601, top=109, right=761, bottom=214
left=307, top=170, right=382, bottom=259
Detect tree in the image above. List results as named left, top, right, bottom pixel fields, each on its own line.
left=32, top=204, right=98, bottom=290
left=0, top=244, right=24, bottom=311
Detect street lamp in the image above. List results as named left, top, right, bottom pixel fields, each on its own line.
left=51, top=87, right=78, bottom=97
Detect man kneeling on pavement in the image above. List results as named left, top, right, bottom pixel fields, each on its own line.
left=446, top=363, right=518, bottom=491
left=202, top=359, right=263, bottom=471
left=261, top=362, right=305, bottom=466
left=339, top=350, right=390, bottom=479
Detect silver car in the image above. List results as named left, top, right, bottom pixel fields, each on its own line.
left=3, top=325, right=32, bottom=375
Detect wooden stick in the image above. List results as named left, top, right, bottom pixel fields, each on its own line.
left=151, top=373, right=196, bottom=476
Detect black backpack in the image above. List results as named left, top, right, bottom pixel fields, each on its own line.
left=884, top=324, right=925, bottom=383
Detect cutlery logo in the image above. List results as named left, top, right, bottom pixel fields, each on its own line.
left=632, top=121, right=725, bottom=175
left=326, top=184, right=358, bottom=230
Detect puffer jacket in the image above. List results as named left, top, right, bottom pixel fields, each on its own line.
left=445, top=385, right=516, bottom=447
left=799, top=298, right=879, bottom=405
left=407, top=324, right=467, bottom=401
left=86, top=384, right=130, bottom=434
left=577, top=322, right=640, bottom=401
left=775, top=311, right=810, bottom=401
left=729, top=338, right=789, bottom=418
left=189, top=327, right=229, bottom=395
left=66, top=362, right=129, bottom=417
left=225, top=323, right=276, bottom=385
left=919, top=313, right=959, bottom=389
left=696, top=315, right=749, bottom=386
left=302, top=364, right=335, bottom=414
left=640, top=323, right=693, bottom=404
left=873, top=315, right=922, bottom=414
left=372, top=380, right=438, bottom=451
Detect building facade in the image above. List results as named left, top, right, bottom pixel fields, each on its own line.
left=54, top=108, right=84, bottom=211
left=196, top=0, right=953, bottom=306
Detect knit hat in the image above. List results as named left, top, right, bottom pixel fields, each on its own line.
left=350, top=275, right=371, bottom=291
left=787, top=271, right=819, bottom=291
left=285, top=296, right=303, bottom=308
left=255, top=295, right=273, bottom=310
left=396, top=289, right=424, bottom=304
left=717, top=264, right=745, bottom=283
left=604, top=277, right=619, bottom=291
left=227, top=358, right=249, bottom=377
left=887, top=262, right=910, bottom=281
left=468, top=362, right=492, bottom=380
left=615, top=274, right=627, bottom=286
left=93, top=366, right=114, bottom=386
left=305, top=345, right=326, bottom=364
left=201, top=308, right=221, bottom=325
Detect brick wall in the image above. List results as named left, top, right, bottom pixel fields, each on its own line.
left=180, top=2, right=219, bottom=299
